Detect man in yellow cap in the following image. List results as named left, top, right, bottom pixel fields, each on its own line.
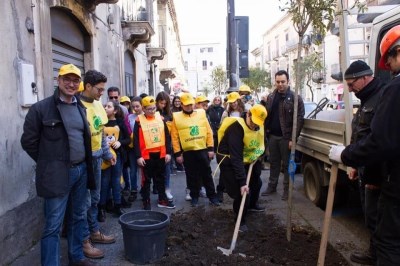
left=239, top=84, right=253, bottom=110
left=195, top=95, right=210, bottom=111
left=21, top=64, right=96, bottom=265
left=170, top=93, right=220, bottom=207
left=217, top=104, right=268, bottom=232
left=79, top=70, right=116, bottom=259
left=134, top=96, right=175, bottom=210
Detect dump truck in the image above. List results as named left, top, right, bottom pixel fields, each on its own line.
left=297, top=4, right=400, bottom=207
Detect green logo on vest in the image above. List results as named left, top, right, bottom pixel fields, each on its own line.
left=93, top=115, right=102, bottom=130
left=189, top=125, right=200, bottom=136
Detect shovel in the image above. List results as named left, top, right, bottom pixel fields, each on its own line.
left=217, top=162, right=255, bottom=256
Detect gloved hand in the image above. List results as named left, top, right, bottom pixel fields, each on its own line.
left=329, top=145, right=345, bottom=163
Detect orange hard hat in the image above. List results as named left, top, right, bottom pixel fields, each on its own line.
left=378, top=25, right=400, bottom=70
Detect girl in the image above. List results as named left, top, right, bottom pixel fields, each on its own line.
left=124, top=97, right=143, bottom=202
left=220, top=92, right=245, bottom=122
left=171, top=96, right=182, bottom=113
left=156, top=91, right=174, bottom=200
left=99, top=101, right=130, bottom=219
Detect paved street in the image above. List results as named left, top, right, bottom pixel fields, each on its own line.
left=11, top=160, right=368, bottom=266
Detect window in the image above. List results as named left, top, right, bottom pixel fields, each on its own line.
left=202, top=60, right=207, bottom=70
left=184, top=61, right=188, bottom=71
left=208, top=47, right=213, bottom=52
left=187, top=48, right=190, bottom=54
left=210, top=61, right=213, bottom=67
left=200, top=48, right=205, bottom=53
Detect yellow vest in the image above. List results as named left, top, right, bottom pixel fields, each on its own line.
left=218, top=117, right=265, bottom=163
left=173, top=109, right=208, bottom=151
left=81, top=100, right=108, bottom=151
left=138, top=112, right=165, bottom=149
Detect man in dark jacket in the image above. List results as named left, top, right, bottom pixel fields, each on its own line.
left=262, top=70, right=305, bottom=200
left=343, top=60, right=385, bottom=265
left=21, top=64, right=95, bottom=266
left=329, top=25, right=400, bottom=265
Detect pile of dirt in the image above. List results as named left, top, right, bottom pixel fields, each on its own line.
left=158, top=206, right=349, bottom=265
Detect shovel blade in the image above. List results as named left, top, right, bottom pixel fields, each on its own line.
left=217, top=246, right=232, bottom=256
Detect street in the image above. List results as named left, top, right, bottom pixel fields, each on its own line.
left=11, top=160, right=369, bottom=266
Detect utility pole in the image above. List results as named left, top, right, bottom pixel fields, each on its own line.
left=227, top=0, right=238, bottom=91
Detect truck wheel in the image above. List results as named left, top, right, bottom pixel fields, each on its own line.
left=303, top=162, right=327, bottom=208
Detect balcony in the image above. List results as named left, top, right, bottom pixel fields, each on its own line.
left=146, top=47, right=167, bottom=63
left=122, top=20, right=154, bottom=48
left=79, top=0, right=119, bottom=12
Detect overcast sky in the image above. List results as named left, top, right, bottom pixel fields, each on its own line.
left=174, top=0, right=284, bottom=51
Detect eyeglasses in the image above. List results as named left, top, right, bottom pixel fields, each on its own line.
left=346, top=77, right=360, bottom=88
left=145, top=106, right=157, bottom=112
left=62, top=77, right=81, bottom=86
left=109, top=96, right=119, bottom=100
left=93, top=86, right=105, bottom=93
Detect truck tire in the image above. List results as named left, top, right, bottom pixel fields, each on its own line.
left=303, top=162, right=327, bottom=208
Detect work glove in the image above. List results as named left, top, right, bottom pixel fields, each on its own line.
left=329, top=145, right=345, bottom=163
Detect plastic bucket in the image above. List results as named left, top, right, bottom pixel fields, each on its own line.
left=119, top=210, right=170, bottom=264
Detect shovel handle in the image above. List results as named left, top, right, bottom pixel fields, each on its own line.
left=229, top=162, right=255, bottom=251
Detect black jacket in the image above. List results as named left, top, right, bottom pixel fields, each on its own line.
left=351, top=77, right=386, bottom=185
left=21, top=88, right=95, bottom=198
left=264, top=88, right=305, bottom=140
left=206, top=104, right=225, bottom=134
left=341, top=75, right=400, bottom=200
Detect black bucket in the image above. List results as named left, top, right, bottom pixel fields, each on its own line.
left=119, top=210, right=170, bottom=264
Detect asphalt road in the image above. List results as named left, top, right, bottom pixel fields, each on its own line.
left=11, top=160, right=369, bottom=266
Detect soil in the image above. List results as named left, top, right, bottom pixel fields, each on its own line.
left=158, top=206, right=349, bottom=266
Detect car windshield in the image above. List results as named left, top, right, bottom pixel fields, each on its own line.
left=304, top=102, right=317, bottom=117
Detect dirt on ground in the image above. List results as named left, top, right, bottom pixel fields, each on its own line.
left=158, top=206, right=349, bottom=266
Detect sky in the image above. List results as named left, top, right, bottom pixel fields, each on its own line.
left=174, top=0, right=284, bottom=52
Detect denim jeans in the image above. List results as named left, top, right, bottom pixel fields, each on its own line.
left=83, top=157, right=102, bottom=239
left=100, top=155, right=122, bottom=205
left=128, top=148, right=138, bottom=191
left=41, top=162, right=87, bottom=266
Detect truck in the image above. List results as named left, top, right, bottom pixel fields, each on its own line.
left=297, top=4, right=400, bottom=208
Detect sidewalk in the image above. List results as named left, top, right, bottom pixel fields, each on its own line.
left=10, top=161, right=368, bottom=265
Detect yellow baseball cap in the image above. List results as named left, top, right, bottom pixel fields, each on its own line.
left=239, top=84, right=251, bottom=93
left=58, top=64, right=81, bottom=78
left=141, top=96, right=156, bottom=107
left=180, top=93, right=195, bottom=105
left=227, top=92, right=241, bottom=103
left=195, top=95, right=210, bottom=104
left=120, top=96, right=131, bottom=103
left=249, top=104, right=268, bottom=126
left=78, top=81, right=84, bottom=92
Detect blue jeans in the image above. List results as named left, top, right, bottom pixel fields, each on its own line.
left=41, top=162, right=87, bottom=266
left=128, top=148, right=138, bottom=191
left=100, top=156, right=122, bottom=205
left=83, top=157, right=102, bottom=239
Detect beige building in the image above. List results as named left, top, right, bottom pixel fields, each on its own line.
left=0, top=0, right=184, bottom=263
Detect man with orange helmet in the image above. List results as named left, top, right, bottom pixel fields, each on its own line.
left=329, top=25, right=400, bottom=265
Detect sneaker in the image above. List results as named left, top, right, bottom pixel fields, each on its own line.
left=83, top=239, right=104, bottom=259
left=166, top=189, right=174, bottom=200
left=191, top=197, right=199, bottom=207
left=90, top=231, right=115, bottom=244
left=248, top=204, right=265, bottom=212
left=143, top=199, right=151, bottom=210
left=350, top=250, right=376, bottom=265
left=216, top=191, right=224, bottom=203
left=261, top=186, right=277, bottom=196
left=209, top=197, right=221, bottom=206
left=185, top=189, right=192, bottom=201
left=199, top=187, right=207, bottom=198
left=157, top=200, right=176, bottom=209
left=239, top=224, right=248, bottom=233
left=128, top=190, right=137, bottom=202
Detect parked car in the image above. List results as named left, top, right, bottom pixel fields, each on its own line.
left=304, top=101, right=318, bottom=118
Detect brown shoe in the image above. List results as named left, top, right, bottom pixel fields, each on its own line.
left=83, top=239, right=104, bottom=259
left=90, top=231, right=115, bottom=244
